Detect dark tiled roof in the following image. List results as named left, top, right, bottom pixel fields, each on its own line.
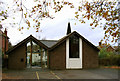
left=40, top=40, right=58, bottom=48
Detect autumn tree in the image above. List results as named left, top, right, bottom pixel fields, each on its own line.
left=0, top=1, right=8, bottom=22
left=0, top=0, right=119, bottom=46
left=74, top=0, right=119, bottom=46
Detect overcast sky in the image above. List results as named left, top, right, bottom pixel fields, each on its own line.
left=1, top=0, right=115, bottom=46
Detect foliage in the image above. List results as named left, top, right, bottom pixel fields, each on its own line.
left=99, top=54, right=120, bottom=66
left=98, top=47, right=113, bottom=59
left=8, top=41, right=13, bottom=49
left=99, top=47, right=120, bottom=66
left=0, top=1, right=8, bottom=21
left=27, top=44, right=40, bottom=53
left=75, top=0, right=119, bottom=44
left=0, top=0, right=119, bottom=44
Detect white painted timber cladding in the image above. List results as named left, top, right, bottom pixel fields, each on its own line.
left=66, top=38, right=82, bottom=69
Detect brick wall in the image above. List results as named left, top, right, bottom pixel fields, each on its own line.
left=49, top=42, right=66, bottom=70
left=8, top=43, right=27, bottom=69
left=82, top=40, right=99, bottom=68
left=0, top=29, right=9, bottom=57
left=2, top=36, right=8, bottom=52
left=0, top=31, right=2, bottom=50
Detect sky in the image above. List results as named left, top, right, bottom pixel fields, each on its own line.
left=1, top=0, right=116, bottom=46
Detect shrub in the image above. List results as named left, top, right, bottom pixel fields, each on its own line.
left=99, top=47, right=120, bottom=66
left=99, top=54, right=120, bottom=66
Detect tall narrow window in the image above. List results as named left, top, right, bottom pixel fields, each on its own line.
left=69, top=34, right=79, bottom=58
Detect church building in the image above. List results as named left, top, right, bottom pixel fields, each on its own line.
left=7, top=23, right=99, bottom=69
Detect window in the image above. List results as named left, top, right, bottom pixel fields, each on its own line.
left=69, top=34, right=79, bottom=58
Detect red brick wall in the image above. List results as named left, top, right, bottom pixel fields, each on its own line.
left=49, top=42, right=66, bottom=69
left=2, top=36, right=8, bottom=51
left=0, top=31, right=2, bottom=50
left=0, top=29, right=9, bottom=57
left=82, top=40, right=99, bottom=68
left=2, top=35, right=9, bottom=59
left=8, top=43, right=27, bottom=69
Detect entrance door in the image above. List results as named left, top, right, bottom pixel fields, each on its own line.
left=32, top=53, right=41, bottom=67
left=31, top=49, right=47, bottom=68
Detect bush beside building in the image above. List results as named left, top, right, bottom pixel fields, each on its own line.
left=99, top=47, right=120, bottom=66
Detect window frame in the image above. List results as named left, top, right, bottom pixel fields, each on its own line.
left=69, top=34, right=79, bottom=58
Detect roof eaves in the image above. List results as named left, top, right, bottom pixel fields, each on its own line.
left=6, top=36, right=31, bottom=54
left=6, top=35, right=49, bottom=54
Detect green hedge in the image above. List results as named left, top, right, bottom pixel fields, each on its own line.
left=99, top=54, right=120, bottom=66
left=99, top=47, right=120, bottom=66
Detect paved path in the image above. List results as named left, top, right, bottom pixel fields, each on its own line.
left=52, top=68, right=119, bottom=79
left=2, top=68, right=57, bottom=79
left=2, top=68, right=119, bottom=79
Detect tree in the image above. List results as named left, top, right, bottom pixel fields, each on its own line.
left=74, top=0, right=119, bottom=45
left=8, top=41, right=12, bottom=49
left=99, top=47, right=113, bottom=59
left=0, top=1, right=8, bottom=22
left=0, top=0, right=119, bottom=45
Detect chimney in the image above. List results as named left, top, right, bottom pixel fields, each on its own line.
left=4, top=28, right=7, bottom=37
left=67, top=22, right=71, bottom=35
left=4, top=28, right=8, bottom=57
